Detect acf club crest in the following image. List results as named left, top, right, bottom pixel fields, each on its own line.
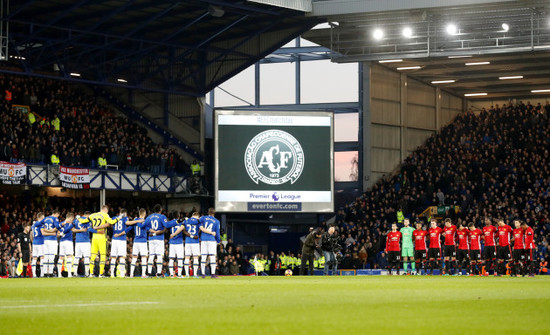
left=244, top=129, right=304, bottom=185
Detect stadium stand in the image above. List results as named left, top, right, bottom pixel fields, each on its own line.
left=0, top=73, right=190, bottom=174
left=332, top=101, right=550, bottom=270
left=1, top=93, right=549, bottom=276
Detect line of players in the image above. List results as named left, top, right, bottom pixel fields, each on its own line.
left=29, top=204, right=221, bottom=278
left=385, top=217, right=536, bottom=276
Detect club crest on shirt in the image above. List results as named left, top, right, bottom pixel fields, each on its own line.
left=244, top=129, right=304, bottom=185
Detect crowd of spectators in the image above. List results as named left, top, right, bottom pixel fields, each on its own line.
left=0, top=73, right=190, bottom=174
left=329, top=101, right=550, bottom=270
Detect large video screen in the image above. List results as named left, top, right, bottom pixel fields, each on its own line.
left=215, top=110, right=334, bottom=213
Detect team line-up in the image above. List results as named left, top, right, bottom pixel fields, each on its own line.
left=385, top=218, right=536, bottom=276
left=28, top=204, right=221, bottom=278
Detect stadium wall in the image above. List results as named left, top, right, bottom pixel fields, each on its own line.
left=363, top=63, right=463, bottom=190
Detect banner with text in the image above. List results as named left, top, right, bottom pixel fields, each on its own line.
left=59, top=166, right=90, bottom=189
left=0, top=162, right=26, bottom=184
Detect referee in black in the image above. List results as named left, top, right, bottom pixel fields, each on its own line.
left=18, top=223, right=32, bottom=278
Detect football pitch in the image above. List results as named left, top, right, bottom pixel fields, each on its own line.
left=1, top=276, right=550, bottom=335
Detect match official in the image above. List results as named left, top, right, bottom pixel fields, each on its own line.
left=17, top=223, right=32, bottom=277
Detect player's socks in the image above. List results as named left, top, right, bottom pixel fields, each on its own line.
left=210, top=260, right=216, bottom=276
left=119, top=260, right=126, bottom=277
left=411, top=261, right=416, bottom=273
left=48, top=254, right=54, bottom=275
left=90, top=254, right=96, bottom=276
left=140, top=257, right=146, bottom=276
left=403, top=262, right=408, bottom=273
left=156, top=259, right=162, bottom=275
left=177, top=259, right=183, bottom=276
left=72, top=257, right=80, bottom=275
left=193, top=265, right=199, bottom=277
left=99, top=259, right=105, bottom=276
left=57, top=258, right=63, bottom=277
left=65, top=257, right=72, bottom=277
left=201, top=260, right=207, bottom=276
left=130, top=258, right=137, bottom=277
left=84, top=257, right=90, bottom=277
left=169, top=259, right=175, bottom=276
left=184, top=259, right=190, bottom=276
left=39, top=258, right=44, bottom=277
left=110, top=261, right=116, bottom=277
left=31, top=259, right=37, bottom=277
left=147, top=255, right=155, bottom=275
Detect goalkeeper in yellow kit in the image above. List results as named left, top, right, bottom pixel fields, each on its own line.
left=78, top=205, right=123, bottom=277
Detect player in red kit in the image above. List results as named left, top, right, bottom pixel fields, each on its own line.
left=482, top=218, right=497, bottom=274
left=496, top=219, right=513, bottom=276
left=456, top=223, right=470, bottom=275
left=385, top=223, right=402, bottom=275
left=427, top=219, right=443, bottom=275
left=468, top=223, right=483, bottom=276
left=413, top=222, right=428, bottom=275
left=521, top=222, right=535, bottom=277
left=511, top=220, right=525, bottom=277
left=442, top=218, right=457, bottom=275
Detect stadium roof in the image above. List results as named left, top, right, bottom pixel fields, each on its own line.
left=305, top=0, right=550, bottom=99
left=3, top=0, right=320, bottom=95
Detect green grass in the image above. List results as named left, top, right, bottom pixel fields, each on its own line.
left=1, top=276, right=550, bottom=334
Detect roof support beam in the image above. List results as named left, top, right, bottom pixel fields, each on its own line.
left=107, top=11, right=210, bottom=78
left=137, top=15, right=249, bottom=84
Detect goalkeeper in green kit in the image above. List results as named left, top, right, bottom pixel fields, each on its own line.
left=400, top=218, right=415, bottom=275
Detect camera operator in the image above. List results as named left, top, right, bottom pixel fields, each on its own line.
left=300, top=228, right=322, bottom=276
left=321, top=226, right=341, bottom=276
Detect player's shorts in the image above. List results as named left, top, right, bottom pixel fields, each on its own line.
left=169, top=243, right=184, bottom=259
left=482, top=245, right=496, bottom=260
left=443, top=245, right=456, bottom=258
left=111, top=239, right=127, bottom=258
left=524, top=248, right=534, bottom=261
left=388, top=251, right=400, bottom=263
left=457, top=249, right=469, bottom=262
left=149, top=239, right=164, bottom=256
left=75, top=242, right=91, bottom=258
left=200, top=241, right=217, bottom=256
left=44, top=240, right=58, bottom=256
left=32, top=243, right=44, bottom=258
left=414, top=249, right=427, bottom=260
left=22, top=250, right=30, bottom=263
left=497, top=246, right=511, bottom=260
left=185, top=243, right=200, bottom=257
left=512, top=249, right=524, bottom=262
left=401, top=246, right=414, bottom=258
left=469, top=249, right=481, bottom=261
left=132, top=242, right=148, bottom=257
left=59, top=241, right=74, bottom=256
left=427, top=248, right=440, bottom=259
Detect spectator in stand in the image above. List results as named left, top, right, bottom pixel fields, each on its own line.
left=0, top=73, right=191, bottom=175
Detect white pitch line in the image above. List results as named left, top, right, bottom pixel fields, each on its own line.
left=0, top=301, right=159, bottom=309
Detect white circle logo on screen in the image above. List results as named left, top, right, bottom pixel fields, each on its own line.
left=244, top=129, right=304, bottom=185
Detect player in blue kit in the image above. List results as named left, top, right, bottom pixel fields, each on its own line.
left=42, top=210, right=61, bottom=277
left=199, top=208, right=221, bottom=278
left=109, top=209, right=143, bottom=278
left=144, top=204, right=167, bottom=277
left=31, top=212, right=48, bottom=277
left=183, top=212, right=201, bottom=277
left=168, top=212, right=199, bottom=277
left=72, top=211, right=93, bottom=277
left=57, top=213, right=76, bottom=277
left=130, top=208, right=149, bottom=278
